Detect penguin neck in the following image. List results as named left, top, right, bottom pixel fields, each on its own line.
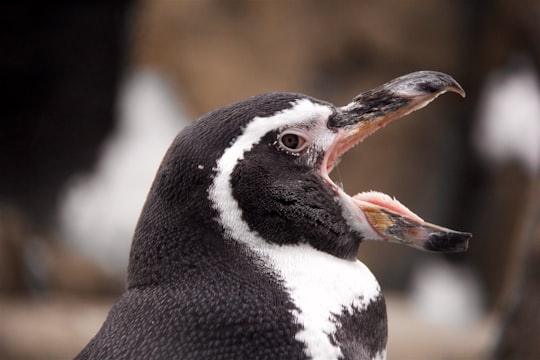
left=126, top=163, right=231, bottom=288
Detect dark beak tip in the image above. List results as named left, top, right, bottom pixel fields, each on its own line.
left=444, top=81, right=466, bottom=99
left=393, top=70, right=466, bottom=99
left=424, top=231, right=472, bottom=253
left=417, top=71, right=465, bottom=97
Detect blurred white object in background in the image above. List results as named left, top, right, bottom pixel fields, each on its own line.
left=59, top=70, right=188, bottom=272
left=474, top=54, right=540, bottom=174
left=409, top=259, right=484, bottom=327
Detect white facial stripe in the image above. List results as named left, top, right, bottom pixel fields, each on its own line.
left=209, top=98, right=333, bottom=246
left=208, top=98, right=383, bottom=359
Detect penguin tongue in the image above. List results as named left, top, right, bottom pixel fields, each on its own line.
left=352, top=191, right=470, bottom=253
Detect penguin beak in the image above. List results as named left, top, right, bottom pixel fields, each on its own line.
left=351, top=194, right=471, bottom=252
left=324, top=71, right=471, bottom=252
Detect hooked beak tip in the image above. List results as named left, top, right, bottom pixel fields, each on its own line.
left=390, top=70, right=466, bottom=99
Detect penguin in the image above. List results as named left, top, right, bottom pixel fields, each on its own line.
left=76, top=71, right=471, bottom=360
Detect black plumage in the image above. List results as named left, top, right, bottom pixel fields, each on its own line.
left=77, top=72, right=470, bottom=360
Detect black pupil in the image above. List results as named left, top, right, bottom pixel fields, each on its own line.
left=282, top=134, right=300, bottom=149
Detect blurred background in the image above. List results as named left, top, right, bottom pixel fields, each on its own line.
left=1, top=1, right=539, bottom=359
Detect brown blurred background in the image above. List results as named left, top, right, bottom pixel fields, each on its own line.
left=1, top=1, right=539, bottom=359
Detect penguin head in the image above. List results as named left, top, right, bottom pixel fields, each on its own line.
left=130, top=71, right=471, bottom=283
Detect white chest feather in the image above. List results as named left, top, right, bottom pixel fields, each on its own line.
left=255, top=243, right=382, bottom=359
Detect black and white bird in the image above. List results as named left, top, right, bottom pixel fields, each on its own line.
left=77, top=71, right=470, bottom=360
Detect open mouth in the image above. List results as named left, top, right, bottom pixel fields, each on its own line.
left=321, top=71, right=471, bottom=253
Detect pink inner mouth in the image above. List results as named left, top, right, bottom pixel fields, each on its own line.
left=351, top=191, right=423, bottom=222
left=321, top=128, right=424, bottom=223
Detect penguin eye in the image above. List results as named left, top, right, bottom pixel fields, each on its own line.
left=278, top=130, right=309, bottom=153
